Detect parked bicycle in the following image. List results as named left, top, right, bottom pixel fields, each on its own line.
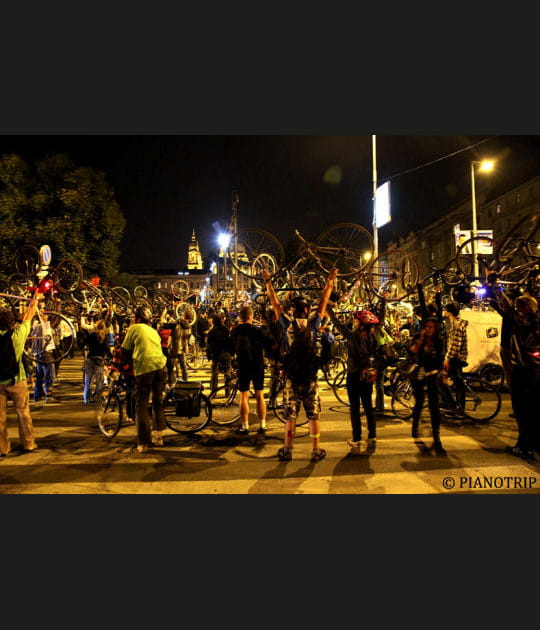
left=391, top=368, right=502, bottom=424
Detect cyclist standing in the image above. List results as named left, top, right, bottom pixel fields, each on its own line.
left=261, top=267, right=337, bottom=462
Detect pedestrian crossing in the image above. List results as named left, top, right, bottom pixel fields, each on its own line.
left=3, top=351, right=538, bottom=494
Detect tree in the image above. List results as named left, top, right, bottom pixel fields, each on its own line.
left=0, top=153, right=126, bottom=281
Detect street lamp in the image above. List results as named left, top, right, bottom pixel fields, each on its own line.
left=470, top=159, right=495, bottom=279
left=217, top=232, right=231, bottom=293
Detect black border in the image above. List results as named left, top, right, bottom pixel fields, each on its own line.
left=3, top=48, right=539, bottom=576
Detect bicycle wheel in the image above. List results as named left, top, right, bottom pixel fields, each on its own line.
left=461, top=377, right=501, bottom=423
left=164, top=391, right=212, bottom=433
left=13, top=245, right=41, bottom=279
left=227, top=228, right=285, bottom=280
left=391, top=379, right=415, bottom=420
left=455, top=236, right=498, bottom=278
left=330, top=367, right=349, bottom=407
left=323, top=357, right=347, bottom=387
left=495, top=211, right=540, bottom=264
left=315, top=222, right=374, bottom=277
left=209, top=384, right=241, bottom=425
left=441, top=258, right=465, bottom=286
left=95, top=387, right=123, bottom=438
left=273, top=388, right=312, bottom=426
left=24, top=310, right=76, bottom=364
left=367, top=250, right=419, bottom=301
left=171, top=279, right=190, bottom=300
left=52, top=258, right=83, bottom=293
left=478, top=363, right=505, bottom=391
left=185, top=351, right=206, bottom=370
left=134, top=285, right=148, bottom=299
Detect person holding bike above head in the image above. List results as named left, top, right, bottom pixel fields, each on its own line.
left=0, top=291, right=41, bottom=457
left=121, top=306, right=168, bottom=453
left=262, top=267, right=337, bottom=463
left=328, top=305, right=379, bottom=450
left=408, top=317, right=446, bottom=455
left=491, top=292, right=540, bottom=460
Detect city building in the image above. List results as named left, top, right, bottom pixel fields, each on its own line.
left=384, top=173, right=540, bottom=281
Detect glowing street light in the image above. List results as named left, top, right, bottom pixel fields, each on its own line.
left=470, top=159, right=495, bottom=278
left=217, top=233, right=231, bottom=292
left=217, top=232, right=231, bottom=250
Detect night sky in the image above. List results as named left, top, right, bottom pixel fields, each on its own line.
left=2, top=134, right=540, bottom=273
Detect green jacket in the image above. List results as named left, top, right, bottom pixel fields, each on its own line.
left=0, top=321, right=31, bottom=385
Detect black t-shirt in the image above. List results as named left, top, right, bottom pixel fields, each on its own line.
left=230, top=323, right=272, bottom=367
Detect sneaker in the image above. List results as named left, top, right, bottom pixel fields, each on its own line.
left=152, top=431, right=164, bottom=446
left=347, top=440, right=362, bottom=448
left=277, top=446, right=292, bottom=461
left=137, top=444, right=152, bottom=454
left=257, top=427, right=267, bottom=435
left=310, top=448, right=327, bottom=463
left=505, top=445, right=534, bottom=460
left=367, top=437, right=377, bottom=447
left=237, top=427, right=249, bottom=435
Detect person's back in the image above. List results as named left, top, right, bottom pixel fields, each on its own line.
left=122, top=322, right=166, bottom=376
left=229, top=306, right=271, bottom=434
left=206, top=318, right=232, bottom=361
left=121, top=307, right=168, bottom=453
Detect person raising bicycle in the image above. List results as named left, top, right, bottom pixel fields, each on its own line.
left=261, top=267, right=337, bottom=463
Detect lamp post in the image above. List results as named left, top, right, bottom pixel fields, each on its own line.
left=217, top=232, right=231, bottom=295
left=470, top=159, right=495, bottom=279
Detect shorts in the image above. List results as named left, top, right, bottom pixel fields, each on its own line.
left=237, top=364, right=265, bottom=392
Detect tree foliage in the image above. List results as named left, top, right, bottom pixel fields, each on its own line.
left=0, top=153, right=126, bottom=281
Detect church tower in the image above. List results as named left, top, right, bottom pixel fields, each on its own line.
left=187, top=229, right=203, bottom=270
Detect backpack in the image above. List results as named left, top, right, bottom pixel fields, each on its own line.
left=284, top=319, right=320, bottom=385
left=0, top=330, right=19, bottom=383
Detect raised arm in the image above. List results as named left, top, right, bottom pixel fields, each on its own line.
left=261, top=268, right=283, bottom=319
left=317, top=268, right=338, bottom=318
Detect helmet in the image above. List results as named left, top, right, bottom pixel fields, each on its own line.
left=355, top=310, right=379, bottom=325
left=135, top=305, right=153, bottom=323
left=290, top=295, right=311, bottom=317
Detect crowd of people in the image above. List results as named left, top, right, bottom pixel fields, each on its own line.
left=1, top=270, right=539, bottom=464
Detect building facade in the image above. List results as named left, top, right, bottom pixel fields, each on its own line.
left=385, top=173, right=540, bottom=281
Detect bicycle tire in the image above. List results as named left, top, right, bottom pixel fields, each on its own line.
left=164, top=391, right=212, bottom=433
left=391, top=379, right=416, bottom=420
left=330, top=367, right=349, bottom=407
left=495, top=211, right=540, bottom=264
left=52, top=258, right=83, bottom=294
left=95, top=387, right=123, bottom=439
left=24, top=310, right=76, bottom=365
left=461, top=377, right=502, bottom=423
left=367, top=250, right=419, bottom=301
left=315, top=222, right=374, bottom=277
left=478, top=363, right=505, bottom=391
left=171, top=279, right=190, bottom=300
left=441, top=258, right=465, bottom=286
left=13, top=244, right=41, bottom=279
left=455, top=236, right=498, bottom=278
left=273, top=389, right=313, bottom=426
left=227, top=228, right=285, bottom=280
left=323, top=357, right=347, bottom=388
left=209, top=384, right=241, bottom=425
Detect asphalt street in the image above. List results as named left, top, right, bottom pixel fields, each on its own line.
left=1, top=353, right=539, bottom=494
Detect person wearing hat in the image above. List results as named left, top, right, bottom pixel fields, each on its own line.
left=327, top=306, right=379, bottom=450
left=121, top=306, right=167, bottom=453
